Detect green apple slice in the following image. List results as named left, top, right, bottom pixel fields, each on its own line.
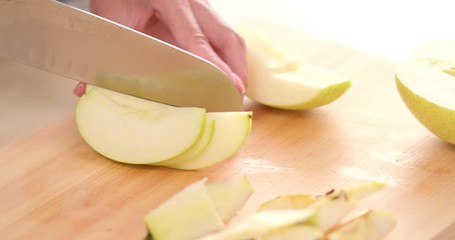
left=259, top=194, right=316, bottom=211
left=167, top=112, right=252, bottom=170
left=240, top=28, right=351, bottom=110
left=153, top=119, right=216, bottom=166
left=237, top=27, right=301, bottom=73
left=144, top=174, right=254, bottom=240
left=205, top=174, right=254, bottom=222
left=261, top=225, right=323, bottom=240
left=144, top=178, right=224, bottom=240
left=199, top=209, right=317, bottom=240
left=395, top=40, right=455, bottom=144
left=76, top=86, right=206, bottom=164
left=258, top=181, right=386, bottom=231
left=259, top=181, right=386, bottom=212
left=325, top=210, right=396, bottom=240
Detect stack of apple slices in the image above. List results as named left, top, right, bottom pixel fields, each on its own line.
left=143, top=175, right=396, bottom=240
left=75, top=85, right=252, bottom=169
left=238, top=27, right=351, bottom=110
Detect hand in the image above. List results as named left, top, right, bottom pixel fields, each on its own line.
left=74, top=0, right=247, bottom=96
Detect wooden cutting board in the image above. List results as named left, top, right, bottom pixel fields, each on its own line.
left=1, top=22, right=455, bottom=240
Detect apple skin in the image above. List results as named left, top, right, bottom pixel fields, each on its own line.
left=396, top=75, right=455, bottom=145
left=395, top=40, right=455, bottom=145
left=166, top=112, right=253, bottom=170
left=76, top=85, right=252, bottom=167
left=76, top=86, right=207, bottom=164
left=239, top=27, right=351, bottom=110
left=144, top=174, right=254, bottom=240
left=144, top=178, right=225, bottom=240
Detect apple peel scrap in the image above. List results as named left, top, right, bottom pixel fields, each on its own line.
left=143, top=175, right=396, bottom=240
left=75, top=85, right=252, bottom=169
left=238, top=27, right=351, bottom=110
left=395, top=40, right=455, bottom=145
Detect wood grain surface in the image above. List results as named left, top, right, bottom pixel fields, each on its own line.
left=1, top=22, right=455, bottom=240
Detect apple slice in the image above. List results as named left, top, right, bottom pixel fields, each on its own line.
left=199, top=190, right=358, bottom=239
left=258, top=181, right=386, bottom=231
left=259, top=194, right=315, bottom=211
left=259, top=181, right=386, bottom=211
left=325, top=210, right=396, bottom=240
left=166, top=112, right=253, bottom=170
left=261, top=224, right=323, bottom=240
left=153, top=119, right=216, bottom=166
left=199, top=209, right=317, bottom=240
left=395, top=40, right=455, bottom=144
left=239, top=28, right=351, bottom=110
left=205, top=174, right=254, bottom=222
left=144, top=174, right=254, bottom=240
left=76, top=86, right=206, bottom=164
left=144, top=178, right=224, bottom=240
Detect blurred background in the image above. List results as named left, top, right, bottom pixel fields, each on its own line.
left=1, top=0, right=454, bottom=146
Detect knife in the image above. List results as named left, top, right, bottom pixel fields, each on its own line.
left=0, top=0, right=243, bottom=112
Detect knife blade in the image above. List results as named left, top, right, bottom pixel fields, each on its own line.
left=0, top=0, right=244, bottom=112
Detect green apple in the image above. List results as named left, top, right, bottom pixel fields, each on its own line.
left=76, top=86, right=206, bottom=164
left=326, top=210, right=396, bottom=240
left=145, top=174, right=254, bottom=240
left=76, top=85, right=252, bottom=168
left=395, top=40, right=455, bottom=144
left=165, top=112, right=252, bottom=170
left=239, top=28, right=351, bottom=110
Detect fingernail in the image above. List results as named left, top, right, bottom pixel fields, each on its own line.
left=230, top=73, right=246, bottom=94
left=73, top=82, right=86, bottom=97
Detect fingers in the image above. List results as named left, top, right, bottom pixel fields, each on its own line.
left=189, top=0, right=248, bottom=89
left=73, top=82, right=86, bottom=97
left=152, top=0, right=246, bottom=93
left=90, top=0, right=152, bottom=31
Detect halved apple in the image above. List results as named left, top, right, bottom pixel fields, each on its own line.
left=165, top=112, right=253, bottom=170
left=239, top=28, right=351, bottom=110
left=144, top=174, right=253, bottom=240
left=76, top=86, right=206, bottom=164
left=395, top=40, right=455, bottom=144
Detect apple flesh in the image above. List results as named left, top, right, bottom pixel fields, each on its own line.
left=326, top=210, right=397, bottom=240
left=76, top=85, right=252, bottom=167
left=152, top=119, right=216, bottom=166
left=205, top=174, right=254, bottom=222
left=165, top=112, right=253, bottom=170
left=142, top=179, right=395, bottom=240
left=76, top=86, right=206, bottom=164
left=144, top=178, right=224, bottom=240
left=239, top=28, right=351, bottom=110
left=144, top=174, right=253, bottom=240
left=201, top=181, right=391, bottom=240
left=395, top=40, right=455, bottom=144
left=199, top=209, right=318, bottom=240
